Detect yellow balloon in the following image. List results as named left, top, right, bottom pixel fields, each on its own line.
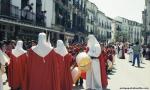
left=76, top=52, right=91, bottom=72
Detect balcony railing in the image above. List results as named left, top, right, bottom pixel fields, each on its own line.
left=87, top=18, right=91, bottom=23
left=21, top=9, right=36, bottom=24
left=0, top=4, right=45, bottom=27
left=0, top=4, right=19, bottom=20
left=10, top=5, right=20, bottom=19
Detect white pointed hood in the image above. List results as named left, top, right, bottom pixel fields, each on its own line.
left=87, top=35, right=101, bottom=57
left=55, top=40, right=68, bottom=57
left=15, top=40, right=24, bottom=50
left=47, top=33, right=52, bottom=47
left=12, top=40, right=27, bottom=57
left=87, top=35, right=99, bottom=48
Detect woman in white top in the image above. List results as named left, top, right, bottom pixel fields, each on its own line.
left=128, top=45, right=133, bottom=62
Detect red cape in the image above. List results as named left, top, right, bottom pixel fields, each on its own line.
left=8, top=52, right=27, bottom=89
left=24, top=49, right=61, bottom=90
left=54, top=53, right=73, bottom=90
left=99, top=50, right=108, bottom=88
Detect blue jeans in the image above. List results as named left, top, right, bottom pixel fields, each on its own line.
left=132, top=53, right=140, bottom=67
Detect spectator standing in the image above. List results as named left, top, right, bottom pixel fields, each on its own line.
left=146, top=45, right=150, bottom=60
left=132, top=42, right=141, bottom=67
left=128, top=45, right=133, bottom=62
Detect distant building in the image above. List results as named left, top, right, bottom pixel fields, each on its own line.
left=0, top=0, right=46, bottom=41
left=1, top=0, right=143, bottom=44
left=85, top=0, right=98, bottom=35
left=115, top=17, right=143, bottom=44
left=111, top=20, right=122, bottom=42
left=96, top=10, right=112, bottom=42
left=142, top=0, right=150, bottom=44
left=85, top=0, right=112, bottom=42
left=0, top=0, right=84, bottom=43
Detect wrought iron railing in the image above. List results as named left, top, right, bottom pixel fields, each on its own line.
left=0, top=3, right=45, bottom=26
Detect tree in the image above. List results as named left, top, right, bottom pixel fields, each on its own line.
left=114, top=30, right=128, bottom=42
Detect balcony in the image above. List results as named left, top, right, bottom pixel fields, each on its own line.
left=91, top=20, right=94, bottom=24
left=0, top=4, right=45, bottom=27
left=0, top=4, right=19, bottom=20
left=87, top=18, right=91, bottom=23
left=36, top=12, right=46, bottom=27
left=21, top=9, right=36, bottom=24
left=55, top=0, right=69, bottom=11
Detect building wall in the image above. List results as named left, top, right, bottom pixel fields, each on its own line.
left=85, top=0, right=112, bottom=42
left=12, top=0, right=21, bottom=9
left=96, top=11, right=112, bottom=42
left=111, top=20, right=122, bottom=42
left=146, top=0, right=150, bottom=31
left=115, top=17, right=142, bottom=43
left=29, top=0, right=36, bottom=13
left=42, top=0, right=53, bottom=28
left=146, top=0, right=150, bottom=44
left=86, top=0, right=95, bottom=34
left=142, top=0, right=150, bottom=44
left=111, top=21, right=116, bottom=42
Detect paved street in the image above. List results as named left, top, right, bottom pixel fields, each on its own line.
left=3, top=54, right=150, bottom=90
left=2, top=74, right=10, bottom=90
left=107, top=54, right=150, bottom=90
left=73, top=54, right=150, bottom=90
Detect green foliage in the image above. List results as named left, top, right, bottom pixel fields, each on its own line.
left=114, top=31, right=128, bottom=42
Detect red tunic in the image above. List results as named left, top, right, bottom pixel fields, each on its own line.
left=54, top=53, right=73, bottom=90
left=8, top=52, right=27, bottom=89
left=122, top=46, right=125, bottom=59
left=24, top=49, right=60, bottom=90
left=107, top=48, right=113, bottom=62
left=99, top=50, right=108, bottom=89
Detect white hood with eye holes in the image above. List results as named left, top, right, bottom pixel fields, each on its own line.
left=87, top=35, right=101, bottom=57
left=55, top=40, right=68, bottom=57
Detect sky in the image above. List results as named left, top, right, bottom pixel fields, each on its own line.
left=89, top=0, right=145, bottom=23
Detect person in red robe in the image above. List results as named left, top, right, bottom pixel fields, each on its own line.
left=99, top=47, right=108, bottom=89
left=54, top=53, right=73, bottom=90
left=7, top=41, right=27, bottom=90
left=23, top=33, right=60, bottom=90
left=122, top=45, right=125, bottom=59
left=24, top=33, right=60, bottom=90
left=8, top=52, right=27, bottom=90
left=107, top=47, right=113, bottom=62
left=24, top=49, right=60, bottom=90
left=54, top=40, right=73, bottom=90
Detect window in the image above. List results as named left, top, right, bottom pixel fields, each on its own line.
left=91, top=27, right=92, bottom=31
left=2, top=25, right=5, bottom=30
left=87, top=25, right=89, bottom=31
left=10, top=26, right=14, bottom=31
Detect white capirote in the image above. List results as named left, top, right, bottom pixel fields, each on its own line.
left=32, top=33, right=53, bottom=57
left=55, top=40, right=68, bottom=57
left=12, top=40, right=27, bottom=57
